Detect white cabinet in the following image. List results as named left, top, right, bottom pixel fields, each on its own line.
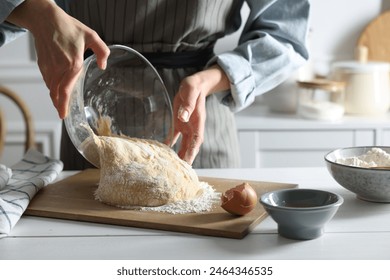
left=235, top=105, right=390, bottom=168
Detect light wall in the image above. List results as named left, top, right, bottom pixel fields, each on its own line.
left=0, top=0, right=387, bottom=165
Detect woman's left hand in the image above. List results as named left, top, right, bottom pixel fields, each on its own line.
left=167, top=65, right=230, bottom=165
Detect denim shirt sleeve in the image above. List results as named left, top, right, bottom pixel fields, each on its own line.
left=0, top=0, right=24, bottom=23
left=210, top=0, right=310, bottom=113
left=0, top=0, right=69, bottom=46
left=0, top=0, right=26, bottom=46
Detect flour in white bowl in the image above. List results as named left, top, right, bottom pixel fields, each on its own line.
left=336, top=148, right=390, bottom=168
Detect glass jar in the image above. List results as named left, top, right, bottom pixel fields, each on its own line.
left=331, top=61, right=390, bottom=115
left=297, top=79, right=346, bottom=121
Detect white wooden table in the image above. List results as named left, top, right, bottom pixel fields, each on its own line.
left=1, top=167, right=389, bottom=260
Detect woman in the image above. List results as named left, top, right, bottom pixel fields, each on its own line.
left=1, top=0, right=310, bottom=169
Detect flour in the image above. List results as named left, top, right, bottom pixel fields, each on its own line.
left=138, top=182, right=221, bottom=214
left=298, top=101, right=344, bottom=121
left=336, top=147, right=390, bottom=168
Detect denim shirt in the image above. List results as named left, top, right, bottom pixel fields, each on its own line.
left=0, top=0, right=25, bottom=45
left=0, top=0, right=310, bottom=112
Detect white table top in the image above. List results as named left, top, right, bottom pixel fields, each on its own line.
left=1, top=167, right=390, bottom=260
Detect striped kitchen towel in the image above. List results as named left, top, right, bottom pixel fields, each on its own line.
left=0, top=149, right=63, bottom=237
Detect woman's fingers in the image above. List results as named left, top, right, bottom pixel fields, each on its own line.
left=171, top=77, right=207, bottom=165
left=86, top=31, right=110, bottom=70
left=182, top=99, right=206, bottom=164
left=57, top=68, right=84, bottom=119
left=176, top=77, right=199, bottom=122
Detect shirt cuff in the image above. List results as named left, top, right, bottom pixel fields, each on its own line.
left=0, top=22, right=26, bottom=46
left=209, top=52, right=257, bottom=113
left=0, top=0, right=25, bottom=23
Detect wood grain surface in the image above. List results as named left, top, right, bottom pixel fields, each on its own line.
left=357, top=11, right=390, bottom=63
left=25, top=169, right=297, bottom=239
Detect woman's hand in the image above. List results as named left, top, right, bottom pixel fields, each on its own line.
left=7, top=0, right=110, bottom=119
left=168, top=64, right=230, bottom=165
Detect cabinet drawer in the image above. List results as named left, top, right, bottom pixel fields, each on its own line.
left=238, top=129, right=375, bottom=168
left=382, top=130, right=390, bottom=145
left=258, top=150, right=331, bottom=168
left=256, top=130, right=371, bottom=150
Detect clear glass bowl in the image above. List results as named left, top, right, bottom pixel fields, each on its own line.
left=64, top=45, right=173, bottom=167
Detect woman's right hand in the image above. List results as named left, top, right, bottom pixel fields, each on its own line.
left=7, top=0, right=110, bottom=119
left=168, top=65, right=231, bottom=165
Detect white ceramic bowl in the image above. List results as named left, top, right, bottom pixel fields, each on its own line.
left=325, top=146, right=390, bottom=203
left=260, top=189, right=343, bottom=240
left=65, top=45, right=173, bottom=167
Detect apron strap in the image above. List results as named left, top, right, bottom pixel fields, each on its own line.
left=142, top=47, right=214, bottom=69
left=84, top=47, right=215, bottom=69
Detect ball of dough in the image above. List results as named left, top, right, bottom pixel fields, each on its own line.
left=92, top=134, right=202, bottom=207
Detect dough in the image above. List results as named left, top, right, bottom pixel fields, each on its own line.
left=79, top=116, right=114, bottom=168
left=90, top=132, right=203, bottom=207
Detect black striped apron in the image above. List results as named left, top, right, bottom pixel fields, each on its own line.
left=60, top=0, right=241, bottom=169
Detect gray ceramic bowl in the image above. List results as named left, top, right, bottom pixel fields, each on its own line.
left=325, top=146, right=390, bottom=203
left=260, top=189, right=343, bottom=240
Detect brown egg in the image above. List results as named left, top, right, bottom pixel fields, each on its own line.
left=221, top=182, right=258, bottom=216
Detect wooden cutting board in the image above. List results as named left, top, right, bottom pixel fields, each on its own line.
left=25, top=169, right=297, bottom=239
left=357, top=11, right=390, bottom=62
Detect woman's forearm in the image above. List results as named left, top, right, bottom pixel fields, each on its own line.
left=6, top=0, right=54, bottom=32
left=7, top=0, right=110, bottom=119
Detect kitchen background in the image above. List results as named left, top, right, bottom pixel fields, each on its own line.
left=0, top=0, right=389, bottom=167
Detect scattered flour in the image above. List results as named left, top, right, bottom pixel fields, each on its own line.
left=140, top=182, right=221, bottom=214
left=120, top=181, right=221, bottom=214
left=336, top=147, right=390, bottom=168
